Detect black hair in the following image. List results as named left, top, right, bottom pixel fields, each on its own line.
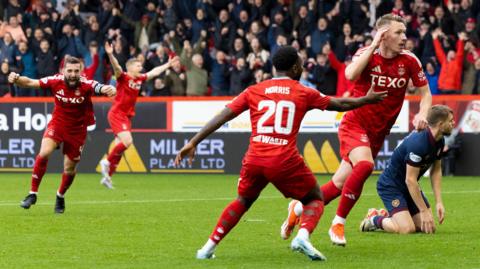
left=272, top=46, right=299, bottom=72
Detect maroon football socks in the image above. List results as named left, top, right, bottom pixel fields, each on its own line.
left=336, top=161, right=374, bottom=218
left=107, top=143, right=127, bottom=176
left=30, top=155, right=49, bottom=193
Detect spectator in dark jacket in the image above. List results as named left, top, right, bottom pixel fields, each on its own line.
left=0, top=33, right=16, bottom=64
left=214, top=9, right=236, bottom=52
left=0, top=60, right=12, bottom=96
left=210, top=50, right=230, bottom=96
left=230, top=37, right=247, bottom=61
left=162, top=0, right=179, bottom=31
left=83, top=16, right=103, bottom=46
left=247, top=20, right=268, bottom=49
left=57, top=23, right=80, bottom=58
left=334, top=22, right=356, bottom=62
left=431, top=6, right=454, bottom=36
left=30, top=28, right=45, bottom=56
left=149, top=77, right=171, bottom=96
left=310, top=17, right=332, bottom=56
left=293, top=4, right=314, bottom=47
left=192, top=8, right=208, bottom=44
left=230, top=57, right=252, bottom=96
left=36, top=39, right=57, bottom=78
left=146, top=45, right=168, bottom=72
left=14, top=41, right=37, bottom=96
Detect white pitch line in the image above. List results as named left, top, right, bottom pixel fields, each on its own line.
left=0, top=190, right=479, bottom=207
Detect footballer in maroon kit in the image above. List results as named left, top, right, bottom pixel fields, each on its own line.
left=175, top=46, right=387, bottom=260
left=99, top=42, right=178, bottom=189
left=9, top=56, right=116, bottom=214
left=282, top=14, right=433, bottom=246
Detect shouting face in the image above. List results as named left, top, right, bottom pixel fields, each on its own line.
left=63, top=63, right=82, bottom=88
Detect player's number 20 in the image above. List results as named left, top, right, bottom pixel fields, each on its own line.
left=257, top=100, right=295, bottom=135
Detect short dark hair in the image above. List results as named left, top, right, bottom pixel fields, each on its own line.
left=427, top=105, right=453, bottom=126
left=272, top=46, right=299, bottom=72
left=64, top=56, right=82, bottom=65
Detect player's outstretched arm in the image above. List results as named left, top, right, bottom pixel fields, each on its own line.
left=405, top=164, right=435, bottom=234
left=145, top=56, right=180, bottom=81
left=175, top=107, right=237, bottom=166
left=8, top=72, right=40, bottom=88
left=105, top=42, right=123, bottom=78
left=345, top=27, right=389, bottom=81
left=98, top=84, right=117, bottom=97
left=430, top=159, right=445, bottom=224
left=413, top=84, right=432, bottom=130
left=327, top=83, right=387, bottom=111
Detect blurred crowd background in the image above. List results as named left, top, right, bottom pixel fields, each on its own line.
left=0, top=0, right=479, bottom=97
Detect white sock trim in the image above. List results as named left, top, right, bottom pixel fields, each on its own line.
left=297, top=228, right=310, bottom=240
left=56, top=191, right=64, bottom=198
left=332, top=215, right=346, bottom=225
left=293, top=201, right=304, bottom=216
left=29, top=191, right=38, bottom=195
left=201, top=239, right=217, bottom=253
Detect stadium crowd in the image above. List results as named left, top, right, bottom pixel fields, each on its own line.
left=0, top=0, right=479, bottom=97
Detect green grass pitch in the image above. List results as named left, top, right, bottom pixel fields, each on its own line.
left=0, top=173, right=479, bottom=269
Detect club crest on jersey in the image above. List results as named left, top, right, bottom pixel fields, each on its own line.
left=57, top=89, right=65, bottom=95
left=128, top=80, right=142, bottom=90
left=398, top=64, right=405, bottom=76
left=75, top=90, right=81, bottom=96
left=392, top=199, right=400, bottom=208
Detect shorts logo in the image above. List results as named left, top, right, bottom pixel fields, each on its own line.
left=360, top=134, right=369, bottom=143
left=122, top=124, right=127, bottom=130
left=392, top=199, right=400, bottom=208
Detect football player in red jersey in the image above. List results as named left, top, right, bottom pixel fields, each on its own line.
left=9, top=56, right=116, bottom=214
left=281, top=14, right=433, bottom=246
left=175, top=46, right=387, bottom=260
left=99, top=42, right=178, bottom=189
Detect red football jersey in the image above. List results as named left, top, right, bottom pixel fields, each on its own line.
left=343, top=47, right=428, bottom=135
left=227, top=77, right=331, bottom=165
left=110, top=72, right=147, bottom=117
left=39, top=74, right=96, bottom=129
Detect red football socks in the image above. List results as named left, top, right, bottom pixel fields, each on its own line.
left=58, top=173, right=76, bottom=195
left=209, top=199, right=247, bottom=244
left=299, top=200, right=324, bottom=233
left=107, top=143, right=127, bottom=176
left=31, top=156, right=49, bottom=193
left=320, top=180, right=342, bottom=205
left=336, top=161, right=374, bottom=218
